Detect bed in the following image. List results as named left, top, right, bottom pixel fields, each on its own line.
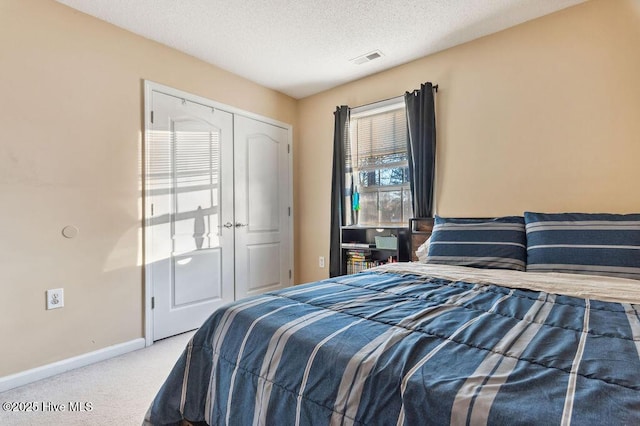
left=144, top=213, right=640, bottom=425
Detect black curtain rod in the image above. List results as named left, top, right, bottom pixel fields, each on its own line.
left=351, top=84, right=438, bottom=110
left=410, top=84, right=438, bottom=93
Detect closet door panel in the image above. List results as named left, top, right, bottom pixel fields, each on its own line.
left=147, top=91, right=235, bottom=341
left=234, top=115, right=291, bottom=299
left=145, top=82, right=293, bottom=341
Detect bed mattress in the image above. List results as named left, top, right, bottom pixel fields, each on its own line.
left=144, top=263, right=640, bottom=425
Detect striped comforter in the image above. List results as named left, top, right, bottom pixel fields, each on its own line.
left=144, top=264, right=640, bottom=425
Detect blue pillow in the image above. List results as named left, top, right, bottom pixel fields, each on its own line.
left=524, top=212, right=640, bottom=280
left=425, top=216, right=527, bottom=271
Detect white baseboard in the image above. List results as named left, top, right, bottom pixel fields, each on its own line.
left=0, top=338, right=146, bottom=393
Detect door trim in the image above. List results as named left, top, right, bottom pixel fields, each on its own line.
left=143, top=80, right=294, bottom=347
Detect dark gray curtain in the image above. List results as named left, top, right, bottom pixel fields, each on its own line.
left=330, top=106, right=350, bottom=277
left=405, top=83, right=436, bottom=218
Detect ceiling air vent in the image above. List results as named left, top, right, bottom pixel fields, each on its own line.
left=350, top=50, right=383, bottom=65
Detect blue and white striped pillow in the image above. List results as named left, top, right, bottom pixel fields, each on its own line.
left=524, top=212, right=640, bottom=280
left=425, top=216, right=527, bottom=271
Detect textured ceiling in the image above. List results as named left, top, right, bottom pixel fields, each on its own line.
left=55, top=0, right=586, bottom=99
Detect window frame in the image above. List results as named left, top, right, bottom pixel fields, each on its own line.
left=347, top=97, right=412, bottom=226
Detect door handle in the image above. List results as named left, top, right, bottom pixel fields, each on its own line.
left=235, top=222, right=248, bottom=228
left=223, top=222, right=233, bottom=228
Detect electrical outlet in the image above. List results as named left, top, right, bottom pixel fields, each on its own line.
left=319, top=256, right=325, bottom=268
left=46, top=288, right=64, bottom=310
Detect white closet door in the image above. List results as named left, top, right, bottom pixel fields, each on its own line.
left=233, top=115, right=291, bottom=299
left=148, top=91, right=235, bottom=340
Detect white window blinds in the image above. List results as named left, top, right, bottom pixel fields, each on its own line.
left=347, top=99, right=412, bottom=226
left=350, top=108, right=407, bottom=169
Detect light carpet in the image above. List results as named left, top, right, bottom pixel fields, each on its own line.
left=0, top=331, right=195, bottom=425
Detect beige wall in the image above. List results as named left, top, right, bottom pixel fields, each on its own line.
left=0, top=0, right=297, bottom=376
left=296, top=0, right=640, bottom=283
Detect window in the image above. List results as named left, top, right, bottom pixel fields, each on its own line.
left=346, top=98, right=412, bottom=226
